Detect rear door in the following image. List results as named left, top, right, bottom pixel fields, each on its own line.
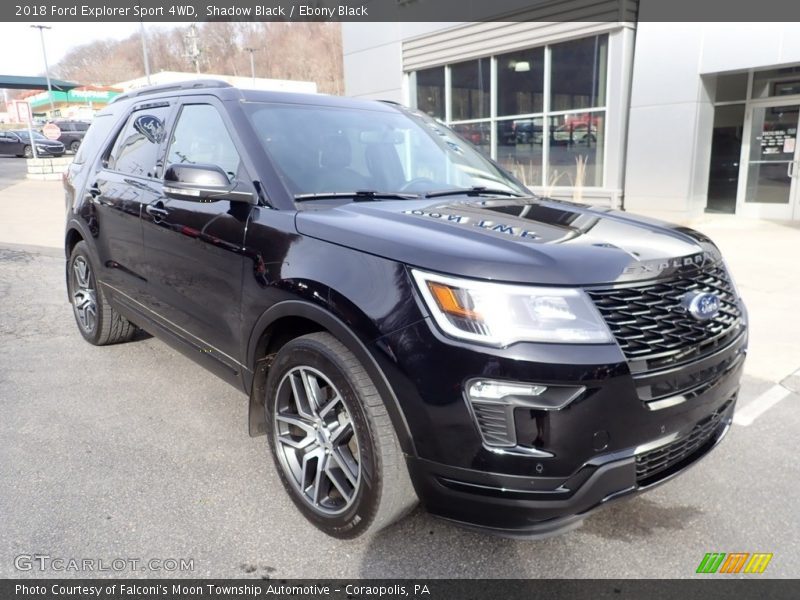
left=0, top=132, right=23, bottom=155
left=141, top=97, right=253, bottom=371
left=89, top=100, right=176, bottom=301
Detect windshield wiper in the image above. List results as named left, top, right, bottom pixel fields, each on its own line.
left=424, top=186, right=524, bottom=199
left=294, top=190, right=420, bottom=202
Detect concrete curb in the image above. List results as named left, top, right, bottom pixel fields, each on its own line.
left=26, top=156, right=72, bottom=181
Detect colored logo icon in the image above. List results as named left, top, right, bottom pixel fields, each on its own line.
left=696, top=552, right=773, bottom=574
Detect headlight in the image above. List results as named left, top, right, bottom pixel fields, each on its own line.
left=411, top=269, right=613, bottom=346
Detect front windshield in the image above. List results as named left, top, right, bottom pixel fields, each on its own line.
left=243, top=102, right=529, bottom=198
left=16, top=131, right=47, bottom=141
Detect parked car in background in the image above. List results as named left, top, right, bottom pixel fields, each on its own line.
left=552, top=123, right=598, bottom=145
left=0, top=130, right=65, bottom=158
left=50, top=120, right=91, bottom=153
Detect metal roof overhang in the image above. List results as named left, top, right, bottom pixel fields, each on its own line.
left=0, top=75, right=80, bottom=91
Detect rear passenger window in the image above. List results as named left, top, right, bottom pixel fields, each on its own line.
left=73, top=114, right=115, bottom=165
left=106, top=105, right=171, bottom=178
left=166, top=104, right=241, bottom=179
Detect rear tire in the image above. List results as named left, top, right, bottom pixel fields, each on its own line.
left=70, top=140, right=80, bottom=153
left=67, top=241, right=136, bottom=346
left=264, top=332, right=417, bottom=538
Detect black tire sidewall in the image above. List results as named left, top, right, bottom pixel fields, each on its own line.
left=264, top=338, right=382, bottom=539
left=67, top=242, right=104, bottom=345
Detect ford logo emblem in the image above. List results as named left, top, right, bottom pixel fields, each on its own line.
left=681, top=291, right=721, bottom=321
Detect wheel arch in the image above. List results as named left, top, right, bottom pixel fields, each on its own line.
left=65, top=227, right=84, bottom=257
left=245, top=300, right=416, bottom=457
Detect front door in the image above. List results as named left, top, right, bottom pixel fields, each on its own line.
left=141, top=99, right=253, bottom=372
left=738, top=101, right=800, bottom=220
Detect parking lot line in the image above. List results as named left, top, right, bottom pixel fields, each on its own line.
left=733, top=384, right=792, bottom=427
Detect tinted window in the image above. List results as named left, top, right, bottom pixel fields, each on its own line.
left=451, top=58, right=490, bottom=121
left=75, top=122, right=90, bottom=132
left=74, top=114, right=116, bottom=165
left=550, top=35, right=608, bottom=111
left=166, top=104, right=241, bottom=179
left=416, top=67, right=445, bottom=119
left=106, top=106, right=171, bottom=177
left=497, top=47, right=545, bottom=116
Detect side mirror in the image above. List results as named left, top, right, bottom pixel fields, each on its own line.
left=163, top=163, right=256, bottom=204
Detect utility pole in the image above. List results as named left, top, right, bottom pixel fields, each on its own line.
left=139, top=21, right=151, bottom=85
left=184, top=24, right=201, bottom=74
left=30, top=25, right=55, bottom=117
left=244, top=47, right=257, bottom=86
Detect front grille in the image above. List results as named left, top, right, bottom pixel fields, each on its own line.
left=587, top=262, right=743, bottom=370
left=635, top=399, right=732, bottom=485
left=639, top=350, right=744, bottom=402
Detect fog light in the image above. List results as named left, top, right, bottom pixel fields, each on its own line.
left=468, top=380, right=547, bottom=402
left=464, top=378, right=584, bottom=452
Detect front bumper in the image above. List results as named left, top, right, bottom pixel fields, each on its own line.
left=375, top=314, right=746, bottom=535
left=406, top=397, right=734, bottom=537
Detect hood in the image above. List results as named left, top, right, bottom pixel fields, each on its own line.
left=295, top=197, right=722, bottom=285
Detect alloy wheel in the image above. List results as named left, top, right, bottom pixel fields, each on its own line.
left=71, top=255, right=97, bottom=333
left=273, top=366, right=362, bottom=515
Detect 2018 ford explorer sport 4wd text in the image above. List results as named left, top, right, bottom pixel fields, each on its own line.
left=64, top=80, right=747, bottom=539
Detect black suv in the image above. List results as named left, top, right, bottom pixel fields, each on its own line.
left=64, top=81, right=747, bottom=539
left=51, top=119, right=91, bottom=153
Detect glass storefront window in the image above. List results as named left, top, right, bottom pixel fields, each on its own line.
left=411, top=34, right=609, bottom=190
left=706, top=104, right=745, bottom=213
left=416, top=67, right=445, bottom=119
left=451, top=58, right=490, bottom=121
left=550, top=35, right=608, bottom=111
left=497, top=47, right=545, bottom=117
left=752, top=66, right=800, bottom=99
left=547, top=112, right=605, bottom=188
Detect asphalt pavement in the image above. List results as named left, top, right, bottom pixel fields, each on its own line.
left=0, top=243, right=798, bottom=579
left=0, top=156, right=28, bottom=191
left=0, top=167, right=797, bottom=578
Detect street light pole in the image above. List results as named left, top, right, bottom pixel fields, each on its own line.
left=30, top=25, right=55, bottom=117
left=139, top=21, right=151, bottom=85
left=244, top=48, right=257, bottom=86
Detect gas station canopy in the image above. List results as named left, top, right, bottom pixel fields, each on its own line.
left=0, top=75, right=80, bottom=91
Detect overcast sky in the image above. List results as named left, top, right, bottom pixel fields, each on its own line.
left=0, top=22, right=177, bottom=78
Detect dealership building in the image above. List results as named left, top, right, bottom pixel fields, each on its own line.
left=343, top=9, right=800, bottom=222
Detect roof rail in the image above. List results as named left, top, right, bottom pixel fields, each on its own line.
left=111, top=79, right=232, bottom=104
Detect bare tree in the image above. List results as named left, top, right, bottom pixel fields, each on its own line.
left=52, top=23, right=344, bottom=94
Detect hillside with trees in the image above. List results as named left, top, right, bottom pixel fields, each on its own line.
left=51, top=22, right=343, bottom=94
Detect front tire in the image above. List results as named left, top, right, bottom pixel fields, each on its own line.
left=70, top=140, right=81, bottom=153
left=265, top=332, right=416, bottom=538
left=67, top=241, right=136, bottom=345
left=23, top=145, right=32, bottom=158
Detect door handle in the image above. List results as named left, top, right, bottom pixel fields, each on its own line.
left=788, top=161, right=798, bottom=178
left=146, top=202, right=169, bottom=219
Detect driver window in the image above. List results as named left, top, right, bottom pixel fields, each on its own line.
left=167, top=104, right=241, bottom=180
